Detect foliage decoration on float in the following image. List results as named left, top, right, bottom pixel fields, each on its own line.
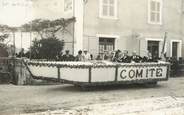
left=26, top=60, right=170, bottom=69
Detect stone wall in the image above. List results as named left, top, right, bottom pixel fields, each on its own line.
left=0, top=58, right=32, bottom=85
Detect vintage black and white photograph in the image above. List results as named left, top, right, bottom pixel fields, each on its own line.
left=0, top=0, right=184, bottom=114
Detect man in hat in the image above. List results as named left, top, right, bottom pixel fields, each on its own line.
left=62, top=50, right=75, bottom=61
left=75, top=50, right=84, bottom=61
left=112, top=50, right=121, bottom=62
left=83, top=49, right=91, bottom=61
left=103, top=50, right=110, bottom=60
left=120, top=50, right=131, bottom=63
left=130, top=51, right=142, bottom=63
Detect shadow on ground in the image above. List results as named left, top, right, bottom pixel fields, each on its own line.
left=47, top=83, right=164, bottom=92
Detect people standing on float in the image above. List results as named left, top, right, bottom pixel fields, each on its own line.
left=59, top=51, right=63, bottom=61
left=152, top=50, right=161, bottom=62
left=62, top=50, right=75, bottom=61
left=55, top=51, right=63, bottom=61
left=142, top=51, right=153, bottom=62
left=55, top=53, right=60, bottom=61
left=120, top=50, right=131, bottom=63
left=130, top=51, right=142, bottom=63
left=110, top=51, right=116, bottom=61
left=103, top=50, right=111, bottom=60
left=96, top=54, right=102, bottom=60
left=117, top=52, right=124, bottom=62
left=83, top=49, right=91, bottom=61
left=75, top=50, right=84, bottom=61
left=112, top=50, right=121, bottom=62
left=147, top=51, right=153, bottom=62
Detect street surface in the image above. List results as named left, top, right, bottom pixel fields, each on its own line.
left=0, top=77, right=184, bottom=115
left=23, top=96, right=184, bottom=115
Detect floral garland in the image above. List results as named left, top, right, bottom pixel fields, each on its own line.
left=26, top=60, right=170, bottom=69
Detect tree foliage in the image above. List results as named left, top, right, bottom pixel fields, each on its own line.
left=0, top=24, right=16, bottom=46
left=22, top=17, right=75, bottom=39
left=30, top=37, right=64, bottom=60
left=0, top=34, right=9, bottom=42
left=21, top=17, right=75, bottom=59
left=0, top=25, right=10, bottom=42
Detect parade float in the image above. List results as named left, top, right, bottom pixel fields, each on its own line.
left=25, top=60, right=170, bottom=88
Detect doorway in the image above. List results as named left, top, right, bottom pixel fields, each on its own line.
left=172, top=42, right=178, bottom=58
left=99, top=37, right=115, bottom=56
left=147, top=41, right=159, bottom=59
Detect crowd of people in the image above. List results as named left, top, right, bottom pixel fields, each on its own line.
left=15, top=48, right=161, bottom=63
left=110, top=50, right=160, bottom=63
left=55, top=49, right=93, bottom=62
left=55, top=49, right=160, bottom=63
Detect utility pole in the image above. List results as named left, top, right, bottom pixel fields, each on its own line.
left=161, top=32, right=167, bottom=60
left=72, top=0, right=75, bottom=55
left=20, top=31, right=23, bottom=83
left=13, top=31, right=15, bottom=57
left=29, top=22, right=32, bottom=60
left=12, top=31, right=17, bottom=85
left=21, top=31, right=23, bottom=58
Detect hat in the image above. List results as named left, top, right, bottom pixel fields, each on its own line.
left=65, top=50, right=69, bottom=52
left=132, top=51, right=137, bottom=55
left=83, top=49, right=88, bottom=52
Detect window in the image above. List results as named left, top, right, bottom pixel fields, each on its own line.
left=146, top=38, right=163, bottom=58
left=148, top=41, right=160, bottom=59
left=148, top=0, right=162, bottom=24
left=172, top=42, right=178, bottom=58
left=99, top=0, right=117, bottom=19
left=99, top=38, right=115, bottom=58
left=170, top=40, right=182, bottom=58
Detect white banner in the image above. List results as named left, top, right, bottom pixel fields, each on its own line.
left=118, top=66, right=167, bottom=81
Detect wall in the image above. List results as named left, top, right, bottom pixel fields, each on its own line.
left=0, top=46, right=8, bottom=57
left=55, top=23, right=74, bottom=54
left=83, top=0, right=184, bottom=57
left=0, top=58, right=32, bottom=85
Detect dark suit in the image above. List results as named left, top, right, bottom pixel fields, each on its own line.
left=62, top=54, right=75, bottom=61
left=130, top=55, right=142, bottom=63
left=120, top=55, right=131, bottom=63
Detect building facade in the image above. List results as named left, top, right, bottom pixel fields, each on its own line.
left=64, top=0, right=184, bottom=59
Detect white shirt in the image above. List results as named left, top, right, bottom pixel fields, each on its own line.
left=83, top=53, right=91, bottom=61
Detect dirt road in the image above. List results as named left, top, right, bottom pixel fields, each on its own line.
left=0, top=77, right=184, bottom=115
left=22, top=96, right=184, bottom=115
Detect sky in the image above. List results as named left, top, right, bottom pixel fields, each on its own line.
left=0, top=0, right=73, bottom=51
left=0, top=0, right=65, bottom=27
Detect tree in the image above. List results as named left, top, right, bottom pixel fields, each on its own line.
left=0, top=25, right=10, bottom=43
left=22, top=17, right=75, bottom=59
left=0, top=25, right=16, bottom=47
left=0, top=24, right=17, bottom=44
left=0, top=25, right=12, bottom=57
left=30, top=37, right=64, bottom=60
left=0, top=34, right=9, bottom=43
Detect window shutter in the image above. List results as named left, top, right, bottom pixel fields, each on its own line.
left=103, top=0, right=108, bottom=4
left=156, top=2, right=160, bottom=12
left=156, top=2, right=160, bottom=22
left=157, top=13, right=160, bottom=22
left=151, top=1, right=156, bottom=11
left=149, top=0, right=162, bottom=24
left=109, top=0, right=114, bottom=5
left=150, top=12, right=155, bottom=22
left=109, top=5, right=114, bottom=16
left=103, top=5, right=108, bottom=16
